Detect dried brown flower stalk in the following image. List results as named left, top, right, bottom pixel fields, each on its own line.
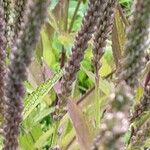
left=92, top=0, right=117, bottom=87
left=13, top=0, right=27, bottom=41
left=3, top=0, right=13, bottom=46
left=0, top=1, right=6, bottom=121
left=59, top=0, right=108, bottom=107
left=121, top=0, right=150, bottom=88
left=53, top=0, right=111, bottom=120
left=3, top=0, right=49, bottom=149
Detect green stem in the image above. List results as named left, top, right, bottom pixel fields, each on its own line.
left=68, top=0, right=81, bottom=33
left=64, top=0, right=69, bottom=31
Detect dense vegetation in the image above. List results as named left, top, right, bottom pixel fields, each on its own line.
left=0, top=0, right=150, bottom=150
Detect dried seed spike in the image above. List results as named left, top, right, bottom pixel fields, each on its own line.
left=0, top=1, right=6, bottom=122
left=53, top=0, right=110, bottom=120
left=60, top=0, right=109, bottom=106
left=2, top=0, right=50, bottom=149
left=13, top=0, right=27, bottom=42
left=90, top=0, right=119, bottom=148
left=92, top=0, right=117, bottom=89
left=121, top=0, right=150, bottom=88
left=3, top=0, right=13, bottom=46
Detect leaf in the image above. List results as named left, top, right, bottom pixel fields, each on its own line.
left=100, top=57, right=112, bottom=77
left=28, top=59, right=44, bottom=86
left=41, top=29, right=56, bottom=69
left=35, top=36, right=43, bottom=64
left=81, top=64, right=113, bottom=95
left=67, top=100, right=92, bottom=150
left=42, top=61, right=62, bottom=94
left=144, top=138, right=150, bottom=148
left=33, top=107, right=55, bottom=123
left=34, top=127, right=54, bottom=149
left=140, top=61, right=150, bottom=83
left=80, top=64, right=95, bottom=82
left=112, top=8, right=126, bottom=67
left=135, top=84, right=144, bottom=103
left=19, top=124, right=43, bottom=150
left=23, top=70, right=63, bottom=121
left=124, top=125, right=132, bottom=145
left=61, top=129, right=75, bottom=149
left=134, top=112, right=150, bottom=129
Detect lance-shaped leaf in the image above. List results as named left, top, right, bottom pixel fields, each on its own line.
left=68, top=100, right=93, bottom=150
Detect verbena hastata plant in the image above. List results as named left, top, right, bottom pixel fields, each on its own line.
left=0, top=0, right=150, bottom=149
left=0, top=0, right=50, bottom=149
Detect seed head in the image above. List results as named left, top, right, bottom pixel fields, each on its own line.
left=3, top=0, right=49, bottom=149
left=121, top=0, right=150, bottom=87
left=0, top=1, right=6, bottom=122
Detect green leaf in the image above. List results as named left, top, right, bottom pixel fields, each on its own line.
left=112, top=8, right=126, bottom=67
left=41, top=30, right=56, bottom=69
left=20, top=124, right=43, bottom=150
left=23, top=70, right=63, bottom=121
left=124, top=125, right=132, bottom=145
left=67, top=100, right=93, bottom=150
left=100, top=57, right=112, bottom=77
left=81, top=64, right=113, bottom=95
left=60, top=128, right=75, bottom=149
left=34, top=107, right=55, bottom=123
left=135, top=85, right=144, bottom=103
left=34, top=127, right=54, bottom=149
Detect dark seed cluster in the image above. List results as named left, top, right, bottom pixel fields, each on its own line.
left=13, top=0, right=27, bottom=41
left=121, top=0, right=150, bottom=88
left=0, top=1, right=6, bottom=121
left=3, top=0, right=12, bottom=46
left=92, top=0, right=117, bottom=84
left=53, top=0, right=118, bottom=120
left=0, top=0, right=150, bottom=149
left=2, top=0, right=49, bottom=149
left=59, top=0, right=106, bottom=104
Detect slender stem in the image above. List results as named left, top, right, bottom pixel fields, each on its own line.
left=68, top=0, right=81, bottom=33
left=60, top=0, right=69, bottom=68
left=0, top=2, right=6, bottom=122
left=66, top=136, right=76, bottom=149
left=95, top=69, right=100, bottom=126
left=29, top=130, right=36, bottom=143
left=77, top=87, right=95, bottom=105
left=64, top=0, right=69, bottom=31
